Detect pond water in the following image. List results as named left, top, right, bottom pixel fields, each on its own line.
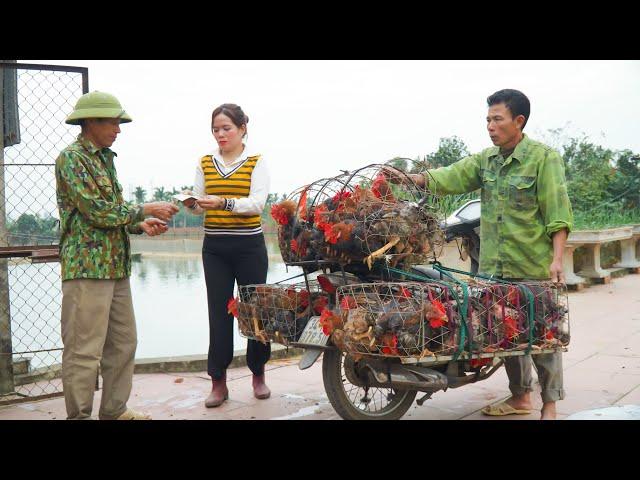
left=130, top=234, right=302, bottom=360
left=7, top=234, right=465, bottom=369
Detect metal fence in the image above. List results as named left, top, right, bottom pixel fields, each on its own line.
left=1, top=62, right=88, bottom=405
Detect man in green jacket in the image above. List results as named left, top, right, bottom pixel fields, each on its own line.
left=386, top=89, right=572, bottom=420
left=55, top=91, right=179, bottom=420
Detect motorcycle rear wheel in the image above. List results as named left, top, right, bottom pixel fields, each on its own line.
left=322, top=348, right=417, bottom=420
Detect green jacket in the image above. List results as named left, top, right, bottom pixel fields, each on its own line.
left=426, top=134, right=573, bottom=279
left=55, top=135, right=145, bottom=281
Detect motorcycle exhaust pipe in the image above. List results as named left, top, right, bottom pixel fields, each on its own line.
left=363, top=363, right=448, bottom=393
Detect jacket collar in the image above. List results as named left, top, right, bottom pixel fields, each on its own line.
left=488, top=133, right=529, bottom=163
left=77, top=134, right=117, bottom=158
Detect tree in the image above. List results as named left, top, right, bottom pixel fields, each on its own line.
left=11, top=213, right=40, bottom=236
left=133, top=186, right=146, bottom=204
left=386, top=157, right=409, bottom=172
left=425, top=136, right=470, bottom=169
left=609, top=150, right=640, bottom=210
left=152, top=187, right=166, bottom=201
left=562, top=137, right=615, bottom=212
left=409, top=136, right=470, bottom=174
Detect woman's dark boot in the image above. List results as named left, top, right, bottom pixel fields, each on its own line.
left=252, top=373, right=271, bottom=400
left=205, top=372, right=228, bottom=408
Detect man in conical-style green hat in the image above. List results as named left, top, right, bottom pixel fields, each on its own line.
left=55, top=91, right=179, bottom=420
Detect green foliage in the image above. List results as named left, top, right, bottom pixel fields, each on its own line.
left=439, top=192, right=480, bottom=217
left=609, top=151, right=640, bottom=210
left=7, top=213, right=59, bottom=243
left=411, top=136, right=470, bottom=172
left=152, top=186, right=167, bottom=201
left=561, top=135, right=640, bottom=226
left=387, top=157, right=409, bottom=171
left=563, top=137, right=616, bottom=212
left=133, top=186, right=147, bottom=204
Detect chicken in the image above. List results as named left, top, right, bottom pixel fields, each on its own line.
left=270, top=200, right=297, bottom=225
left=371, top=173, right=396, bottom=203
left=273, top=165, right=444, bottom=271
left=319, top=308, right=343, bottom=335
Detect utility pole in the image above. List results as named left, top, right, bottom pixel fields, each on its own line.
left=0, top=60, right=15, bottom=395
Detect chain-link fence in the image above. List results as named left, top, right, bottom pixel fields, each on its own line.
left=1, top=62, right=88, bottom=405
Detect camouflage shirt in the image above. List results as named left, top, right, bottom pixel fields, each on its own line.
left=55, top=135, right=145, bottom=281
left=425, top=134, right=573, bottom=280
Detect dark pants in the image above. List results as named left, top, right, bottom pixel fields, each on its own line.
left=202, top=234, right=271, bottom=380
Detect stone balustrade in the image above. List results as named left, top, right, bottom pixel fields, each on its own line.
left=564, top=225, right=638, bottom=288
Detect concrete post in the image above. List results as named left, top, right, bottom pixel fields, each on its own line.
left=0, top=61, right=15, bottom=394
left=614, top=226, right=640, bottom=270
left=562, top=242, right=586, bottom=287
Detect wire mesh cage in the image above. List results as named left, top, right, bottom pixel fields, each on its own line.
left=466, top=281, right=534, bottom=353
left=233, top=281, right=330, bottom=346
left=519, top=281, right=570, bottom=349
left=269, top=164, right=445, bottom=271
left=462, top=279, right=570, bottom=354
left=328, top=282, right=462, bottom=358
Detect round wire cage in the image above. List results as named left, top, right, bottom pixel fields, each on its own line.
left=270, top=163, right=445, bottom=271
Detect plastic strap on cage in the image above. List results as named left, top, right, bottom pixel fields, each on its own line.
left=385, top=266, right=469, bottom=361
left=514, top=283, right=536, bottom=354
left=431, top=263, right=538, bottom=355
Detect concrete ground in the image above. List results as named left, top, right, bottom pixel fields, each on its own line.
left=1, top=273, right=639, bottom=420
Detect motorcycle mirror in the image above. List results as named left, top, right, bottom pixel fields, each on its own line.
left=455, top=199, right=481, bottom=223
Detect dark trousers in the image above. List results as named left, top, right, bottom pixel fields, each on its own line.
left=202, top=234, right=271, bottom=379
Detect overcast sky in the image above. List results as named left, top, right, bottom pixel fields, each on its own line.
left=28, top=60, right=640, bottom=199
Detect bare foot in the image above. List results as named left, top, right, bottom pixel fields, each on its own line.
left=540, top=402, right=556, bottom=420
left=505, top=395, right=533, bottom=411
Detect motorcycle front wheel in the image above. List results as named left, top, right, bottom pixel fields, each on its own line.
left=322, top=348, right=417, bottom=420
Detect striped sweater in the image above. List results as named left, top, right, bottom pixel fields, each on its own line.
left=199, top=154, right=263, bottom=235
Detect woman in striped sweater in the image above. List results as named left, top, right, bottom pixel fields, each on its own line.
left=184, top=104, right=271, bottom=408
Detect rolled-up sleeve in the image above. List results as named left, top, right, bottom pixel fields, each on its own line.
left=537, top=150, right=573, bottom=236
left=424, top=153, right=483, bottom=195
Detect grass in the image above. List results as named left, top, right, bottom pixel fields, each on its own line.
left=436, top=192, right=480, bottom=217
left=573, top=208, right=640, bottom=230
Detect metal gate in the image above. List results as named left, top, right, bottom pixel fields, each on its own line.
left=1, top=62, right=88, bottom=405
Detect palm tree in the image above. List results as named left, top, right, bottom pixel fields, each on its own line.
left=133, top=186, right=146, bottom=204
left=153, top=187, right=166, bottom=201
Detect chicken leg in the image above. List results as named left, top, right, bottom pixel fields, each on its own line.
left=364, top=235, right=400, bottom=270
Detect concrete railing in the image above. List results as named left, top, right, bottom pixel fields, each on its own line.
left=564, top=225, right=638, bottom=288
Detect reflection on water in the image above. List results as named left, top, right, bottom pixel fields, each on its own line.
left=131, top=234, right=302, bottom=360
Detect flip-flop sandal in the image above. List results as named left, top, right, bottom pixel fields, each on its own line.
left=481, top=401, right=531, bottom=416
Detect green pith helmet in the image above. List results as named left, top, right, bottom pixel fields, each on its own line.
left=65, top=90, right=132, bottom=125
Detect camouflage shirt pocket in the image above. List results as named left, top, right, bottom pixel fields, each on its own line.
left=508, top=175, right=536, bottom=209
left=95, top=175, right=115, bottom=199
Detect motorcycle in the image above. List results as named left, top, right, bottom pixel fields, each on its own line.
left=291, top=198, right=503, bottom=420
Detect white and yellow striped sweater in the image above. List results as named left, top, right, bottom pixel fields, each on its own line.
left=199, top=154, right=264, bottom=235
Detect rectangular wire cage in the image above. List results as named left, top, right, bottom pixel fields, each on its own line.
left=329, top=282, right=462, bottom=359
left=463, top=279, right=569, bottom=354
left=236, top=281, right=330, bottom=346
left=329, top=278, right=569, bottom=360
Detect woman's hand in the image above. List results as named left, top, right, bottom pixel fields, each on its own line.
left=181, top=189, right=198, bottom=209
left=196, top=195, right=226, bottom=210
left=140, top=218, right=169, bottom=236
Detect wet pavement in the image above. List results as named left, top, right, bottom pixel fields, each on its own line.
left=1, top=273, right=639, bottom=420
